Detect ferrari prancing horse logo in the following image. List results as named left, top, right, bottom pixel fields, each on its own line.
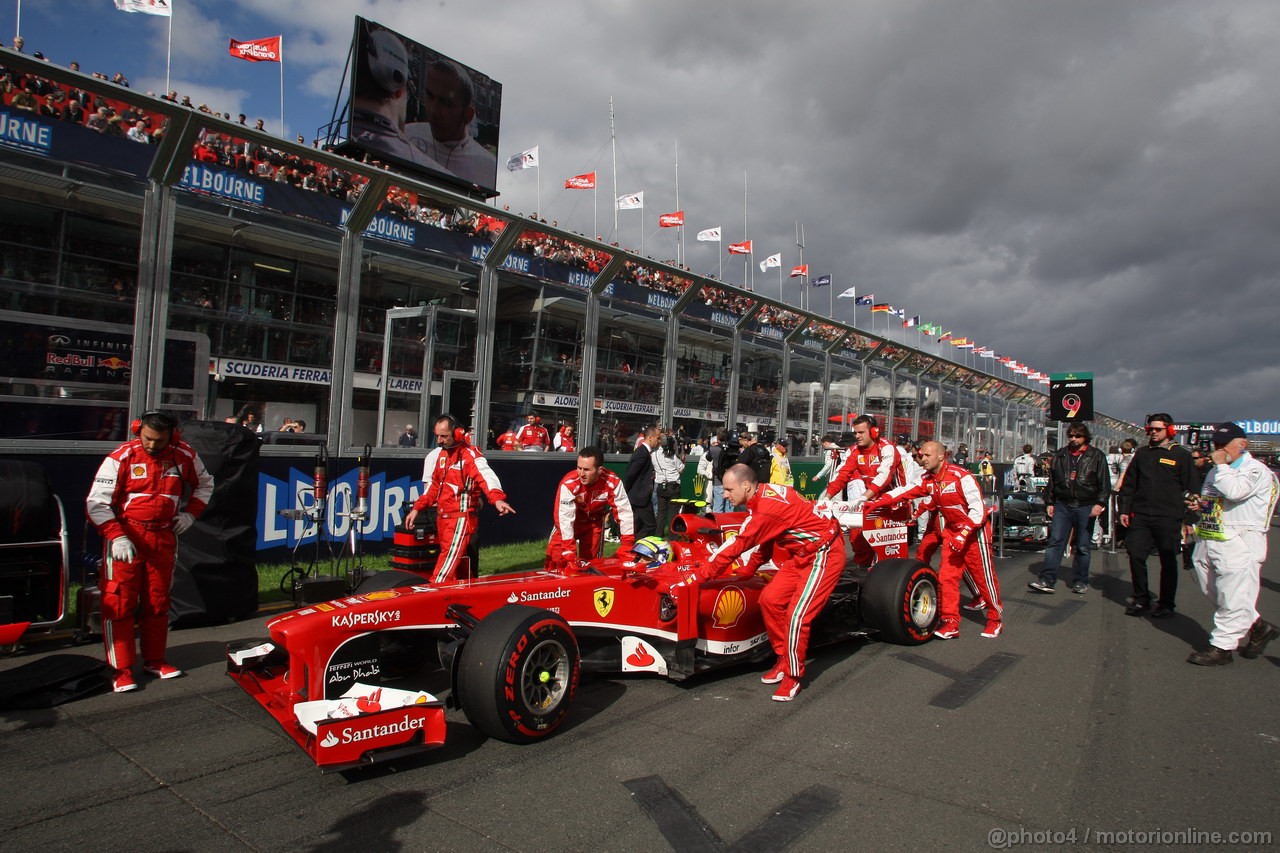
left=594, top=587, right=615, bottom=618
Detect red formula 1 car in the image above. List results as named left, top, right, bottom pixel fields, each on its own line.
left=228, top=509, right=938, bottom=771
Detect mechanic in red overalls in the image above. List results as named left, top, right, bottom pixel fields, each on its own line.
left=865, top=440, right=1004, bottom=640
left=405, top=415, right=515, bottom=583
left=546, top=446, right=635, bottom=568
left=669, top=463, right=845, bottom=702
left=515, top=412, right=551, bottom=451
left=823, top=415, right=911, bottom=567
left=86, top=411, right=214, bottom=693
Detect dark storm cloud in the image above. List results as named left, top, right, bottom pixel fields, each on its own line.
left=271, top=0, right=1279, bottom=426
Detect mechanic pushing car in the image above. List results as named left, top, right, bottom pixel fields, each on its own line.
left=668, top=463, right=845, bottom=702
left=86, top=410, right=214, bottom=693
left=864, top=440, right=1004, bottom=640
left=545, top=445, right=636, bottom=569
left=822, top=415, right=913, bottom=568
left=405, top=415, right=516, bottom=583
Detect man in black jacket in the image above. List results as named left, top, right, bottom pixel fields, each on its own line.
left=1119, top=413, right=1199, bottom=617
left=734, top=432, right=772, bottom=506
left=1029, top=424, right=1111, bottom=594
left=624, top=426, right=660, bottom=537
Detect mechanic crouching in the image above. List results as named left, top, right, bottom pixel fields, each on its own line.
left=667, top=464, right=844, bottom=703
left=545, top=446, right=636, bottom=568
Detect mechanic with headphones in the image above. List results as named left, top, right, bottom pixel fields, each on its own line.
left=405, top=414, right=515, bottom=583
left=1118, top=412, right=1200, bottom=618
left=819, top=414, right=912, bottom=568
left=86, top=411, right=214, bottom=693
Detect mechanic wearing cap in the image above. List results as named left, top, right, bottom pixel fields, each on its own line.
left=546, top=446, right=636, bottom=569
left=822, top=415, right=912, bottom=568
left=86, top=411, right=214, bottom=693
left=864, top=440, right=1003, bottom=640
left=668, top=464, right=844, bottom=702
left=405, top=416, right=515, bottom=583
left=1185, top=422, right=1279, bottom=665
left=1118, top=413, right=1198, bottom=617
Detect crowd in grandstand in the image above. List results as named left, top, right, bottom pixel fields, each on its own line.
left=3, top=41, right=803, bottom=324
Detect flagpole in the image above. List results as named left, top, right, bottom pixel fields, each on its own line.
left=744, top=170, right=751, bottom=290
left=537, top=160, right=541, bottom=221
left=278, top=35, right=285, bottom=136
left=674, top=141, right=682, bottom=267
left=165, top=4, right=173, bottom=95
left=610, top=97, right=618, bottom=237
left=795, top=222, right=806, bottom=312
left=828, top=278, right=833, bottom=319
left=15, top=1, right=20, bottom=40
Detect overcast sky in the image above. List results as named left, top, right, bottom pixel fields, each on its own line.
left=17, top=0, right=1280, bottom=429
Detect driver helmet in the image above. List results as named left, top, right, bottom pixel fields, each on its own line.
left=632, top=536, right=671, bottom=568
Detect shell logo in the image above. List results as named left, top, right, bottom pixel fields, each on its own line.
left=711, top=586, right=746, bottom=629
left=130, top=464, right=147, bottom=478
left=363, top=590, right=400, bottom=601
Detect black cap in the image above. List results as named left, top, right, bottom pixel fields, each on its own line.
left=1211, top=422, right=1247, bottom=447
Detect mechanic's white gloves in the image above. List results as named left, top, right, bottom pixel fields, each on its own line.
left=173, top=512, right=196, bottom=534
left=812, top=495, right=833, bottom=515
left=111, top=537, right=137, bottom=563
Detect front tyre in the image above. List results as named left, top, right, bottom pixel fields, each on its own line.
left=455, top=605, right=580, bottom=743
left=860, top=558, right=938, bottom=645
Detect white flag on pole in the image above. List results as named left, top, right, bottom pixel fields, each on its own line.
left=616, top=192, right=644, bottom=210
left=836, top=287, right=857, bottom=299
left=696, top=227, right=721, bottom=242
left=759, top=253, right=782, bottom=272
left=115, top=0, right=172, bottom=15
left=506, top=146, right=539, bottom=171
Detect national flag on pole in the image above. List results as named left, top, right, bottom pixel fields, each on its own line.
left=921, top=325, right=936, bottom=336
left=564, top=172, right=596, bottom=189
left=760, top=253, right=782, bottom=272
left=978, top=348, right=994, bottom=358
left=837, top=287, right=857, bottom=299
left=727, top=240, right=752, bottom=254
left=939, top=331, right=952, bottom=342
left=892, top=308, right=906, bottom=319
left=903, top=315, right=919, bottom=328
left=506, top=146, right=539, bottom=171
left=855, top=294, right=873, bottom=306
left=949, top=337, right=969, bottom=346
left=658, top=211, right=685, bottom=228
left=789, top=264, right=808, bottom=278
left=958, top=341, right=975, bottom=349
left=812, top=275, right=832, bottom=288
left=115, top=0, right=171, bottom=16
left=616, top=192, right=643, bottom=210
left=229, top=37, right=282, bottom=63
left=871, top=303, right=891, bottom=313
left=697, top=227, right=722, bottom=242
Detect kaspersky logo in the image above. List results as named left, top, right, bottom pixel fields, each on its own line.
left=320, top=712, right=425, bottom=748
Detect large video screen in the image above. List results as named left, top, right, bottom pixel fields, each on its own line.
left=348, top=17, right=503, bottom=197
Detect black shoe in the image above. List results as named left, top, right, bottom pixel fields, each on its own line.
left=1151, top=606, right=1175, bottom=619
left=1187, top=647, right=1233, bottom=666
left=1071, top=582, right=1088, bottom=595
left=1027, top=580, right=1055, bottom=594
left=1239, top=620, right=1279, bottom=660
left=1125, top=603, right=1150, bottom=617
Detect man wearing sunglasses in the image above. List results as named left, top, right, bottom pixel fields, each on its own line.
left=1118, top=413, right=1199, bottom=617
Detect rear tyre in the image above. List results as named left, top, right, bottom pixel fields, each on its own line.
left=456, top=605, right=579, bottom=743
left=860, top=558, right=938, bottom=645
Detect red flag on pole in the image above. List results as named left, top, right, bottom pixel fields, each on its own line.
left=565, top=172, right=596, bottom=189
left=789, top=264, right=808, bottom=278
left=727, top=240, right=753, bottom=254
left=658, top=211, right=685, bottom=228
left=229, top=37, right=282, bottom=63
